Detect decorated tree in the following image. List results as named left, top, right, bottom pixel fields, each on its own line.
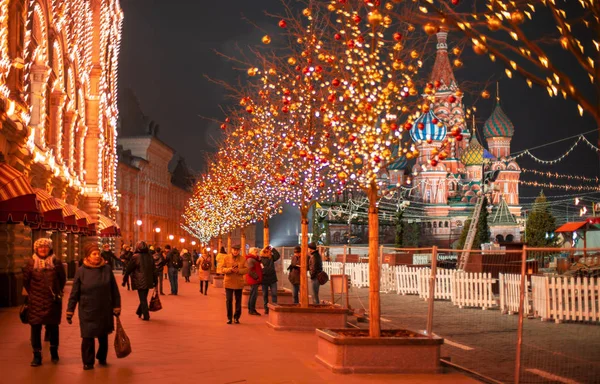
left=319, top=0, right=431, bottom=337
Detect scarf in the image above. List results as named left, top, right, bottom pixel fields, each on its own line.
left=83, top=253, right=106, bottom=268
left=33, top=254, right=55, bottom=270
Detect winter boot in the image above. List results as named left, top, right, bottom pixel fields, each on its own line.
left=30, top=352, right=42, bottom=367
left=50, top=347, right=59, bottom=363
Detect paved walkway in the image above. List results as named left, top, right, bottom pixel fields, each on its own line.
left=0, top=273, right=478, bottom=384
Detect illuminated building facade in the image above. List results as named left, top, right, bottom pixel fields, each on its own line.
left=0, top=0, right=122, bottom=306
left=116, top=89, right=195, bottom=249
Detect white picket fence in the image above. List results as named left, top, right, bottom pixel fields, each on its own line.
left=499, top=273, right=531, bottom=315
left=284, top=259, right=600, bottom=324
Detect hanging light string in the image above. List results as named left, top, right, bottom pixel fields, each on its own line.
left=519, top=180, right=600, bottom=192
left=508, top=132, right=599, bottom=165
left=521, top=168, right=599, bottom=183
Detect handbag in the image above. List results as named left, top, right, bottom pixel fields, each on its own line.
left=149, top=288, right=162, bottom=312
left=19, top=297, right=29, bottom=324
left=317, top=271, right=329, bottom=285
left=114, top=316, right=132, bottom=358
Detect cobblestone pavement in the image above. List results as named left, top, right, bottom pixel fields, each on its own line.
left=0, top=274, right=477, bottom=384
left=343, top=287, right=600, bottom=384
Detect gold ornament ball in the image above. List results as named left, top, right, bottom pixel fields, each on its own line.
left=302, top=8, right=311, bottom=17
left=410, top=50, right=419, bottom=59
left=368, top=10, right=383, bottom=25
left=262, top=35, right=271, bottom=44
left=288, top=57, right=297, bottom=65
left=247, top=67, right=258, bottom=76
left=510, top=10, right=525, bottom=24
left=453, top=58, right=463, bottom=68
left=481, top=90, right=490, bottom=99
left=472, top=43, right=487, bottom=55
left=487, top=16, right=502, bottom=31
left=423, top=23, right=438, bottom=35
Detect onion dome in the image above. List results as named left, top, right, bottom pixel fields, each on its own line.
left=483, top=102, right=514, bottom=139
left=461, top=136, right=492, bottom=166
left=387, top=143, right=408, bottom=171
left=409, top=110, right=447, bottom=143
left=387, top=155, right=407, bottom=171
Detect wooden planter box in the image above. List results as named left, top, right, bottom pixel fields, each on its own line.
left=211, top=274, right=224, bottom=288
left=266, top=304, right=348, bottom=332
left=241, top=288, right=295, bottom=308
left=315, top=328, right=443, bottom=374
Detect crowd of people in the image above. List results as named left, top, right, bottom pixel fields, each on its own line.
left=21, top=238, right=324, bottom=369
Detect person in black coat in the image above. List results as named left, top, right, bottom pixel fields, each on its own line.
left=119, top=244, right=133, bottom=290
left=101, top=243, right=120, bottom=269
left=66, top=243, right=121, bottom=370
left=22, top=238, right=66, bottom=366
left=308, top=242, right=323, bottom=304
left=152, top=247, right=167, bottom=295
left=123, top=241, right=156, bottom=320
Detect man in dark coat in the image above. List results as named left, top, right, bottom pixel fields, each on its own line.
left=123, top=241, right=156, bottom=320
left=165, top=245, right=181, bottom=295
left=287, top=246, right=302, bottom=304
left=152, top=247, right=167, bottom=295
left=260, top=246, right=280, bottom=314
left=66, top=243, right=121, bottom=370
left=119, top=244, right=133, bottom=290
left=308, top=242, right=323, bottom=304
left=101, top=243, right=120, bottom=269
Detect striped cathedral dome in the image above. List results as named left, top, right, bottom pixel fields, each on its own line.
left=387, top=155, right=407, bottom=170
left=461, top=136, right=490, bottom=166
left=409, top=110, right=447, bottom=143
left=483, top=103, right=514, bottom=139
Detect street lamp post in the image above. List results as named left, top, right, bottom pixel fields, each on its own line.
left=135, top=219, right=142, bottom=245
left=155, top=227, right=161, bottom=246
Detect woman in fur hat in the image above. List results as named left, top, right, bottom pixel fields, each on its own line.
left=22, top=238, right=66, bottom=367
left=66, top=243, right=121, bottom=370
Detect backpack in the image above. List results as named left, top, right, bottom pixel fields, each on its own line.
left=171, top=254, right=182, bottom=269
left=201, top=257, right=211, bottom=271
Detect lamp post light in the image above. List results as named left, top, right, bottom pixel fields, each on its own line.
left=154, top=227, right=161, bottom=246
left=180, top=238, right=185, bottom=245
left=191, top=241, right=197, bottom=246
left=168, top=234, right=174, bottom=242
left=135, top=219, right=142, bottom=245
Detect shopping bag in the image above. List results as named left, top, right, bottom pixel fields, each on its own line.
left=149, top=288, right=162, bottom=312
left=114, top=316, right=132, bottom=358
left=19, top=297, right=29, bottom=324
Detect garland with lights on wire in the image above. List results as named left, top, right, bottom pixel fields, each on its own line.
left=519, top=180, right=600, bottom=192
left=520, top=168, right=599, bottom=183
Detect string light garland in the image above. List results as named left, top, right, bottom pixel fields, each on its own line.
left=519, top=180, right=600, bottom=192
left=509, top=135, right=600, bottom=165
left=521, top=168, right=599, bottom=183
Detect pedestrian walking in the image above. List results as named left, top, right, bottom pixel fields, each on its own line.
left=216, top=246, right=227, bottom=274
left=260, top=246, right=280, bottom=314
left=123, top=241, right=156, bottom=320
left=192, top=249, right=200, bottom=269
left=308, top=242, right=323, bottom=304
left=22, top=238, right=66, bottom=367
left=287, top=246, right=302, bottom=304
left=181, top=249, right=192, bottom=283
left=222, top=245, right=248, bottom=324
left=101, top=243, right=119, bottom=269
left=119, top=244, right=133, bottom=290
left=245, top=247, right=263, bottom=316
left=66, top=243, right=121, bottom=370
left=153, top=247, right=167, bottom=295
left=196, top=249, right=211, bottom=295
left=165, top=245, right=182, bottom=295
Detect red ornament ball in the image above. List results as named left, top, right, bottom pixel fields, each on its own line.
left=278, top=20, right=287, bottom=28
left=417, top=122, right=425, bottom=130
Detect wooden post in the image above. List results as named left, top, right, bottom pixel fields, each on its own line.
left=514, top=245, right=528, bottom=384
left=227, top=232, right=232, bottom=253
left=217, top=235, right=222, bottom=254
left=426, top=246, right=438, bottom=336
left=367, top=182, right=381, bottom=337
left=300, top=208, right=309, bottom=308
left=343, top=245, right=349, bottom=309
left=264, top=214, right=270, bottom=248
left=241, top=227, right=247, bottom=257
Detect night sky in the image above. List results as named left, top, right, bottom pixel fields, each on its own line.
left=118, top=0, right=599, bottom=214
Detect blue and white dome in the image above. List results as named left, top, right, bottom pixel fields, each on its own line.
left=409, top=110, right=447, bottom=143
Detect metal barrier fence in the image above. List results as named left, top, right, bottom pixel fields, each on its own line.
left=274, top=244, right=600, bottom=383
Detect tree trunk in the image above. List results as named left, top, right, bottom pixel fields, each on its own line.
left=300, top=208, right=309, bottom=308
left=367, top=182, right=381, bottom=337
left=227, top=232, right=232, bottom=253
left=217, top=236, right=222, bottom=254
left=241, top=227, right=247, bottom=257
left=264, top=214, right=270, bottom=248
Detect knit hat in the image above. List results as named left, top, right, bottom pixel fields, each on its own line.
left=293, top=246, right=301, bottom=253
left=33, top=238, right=53, bottom=251
left=308, top=242, right=317, bottom=250
left=83, top=243, right=101, bottom=258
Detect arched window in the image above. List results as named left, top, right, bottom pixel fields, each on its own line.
left=506, top=234, right=514, bottom=243
left=496, top=234, right=505, bottom=243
